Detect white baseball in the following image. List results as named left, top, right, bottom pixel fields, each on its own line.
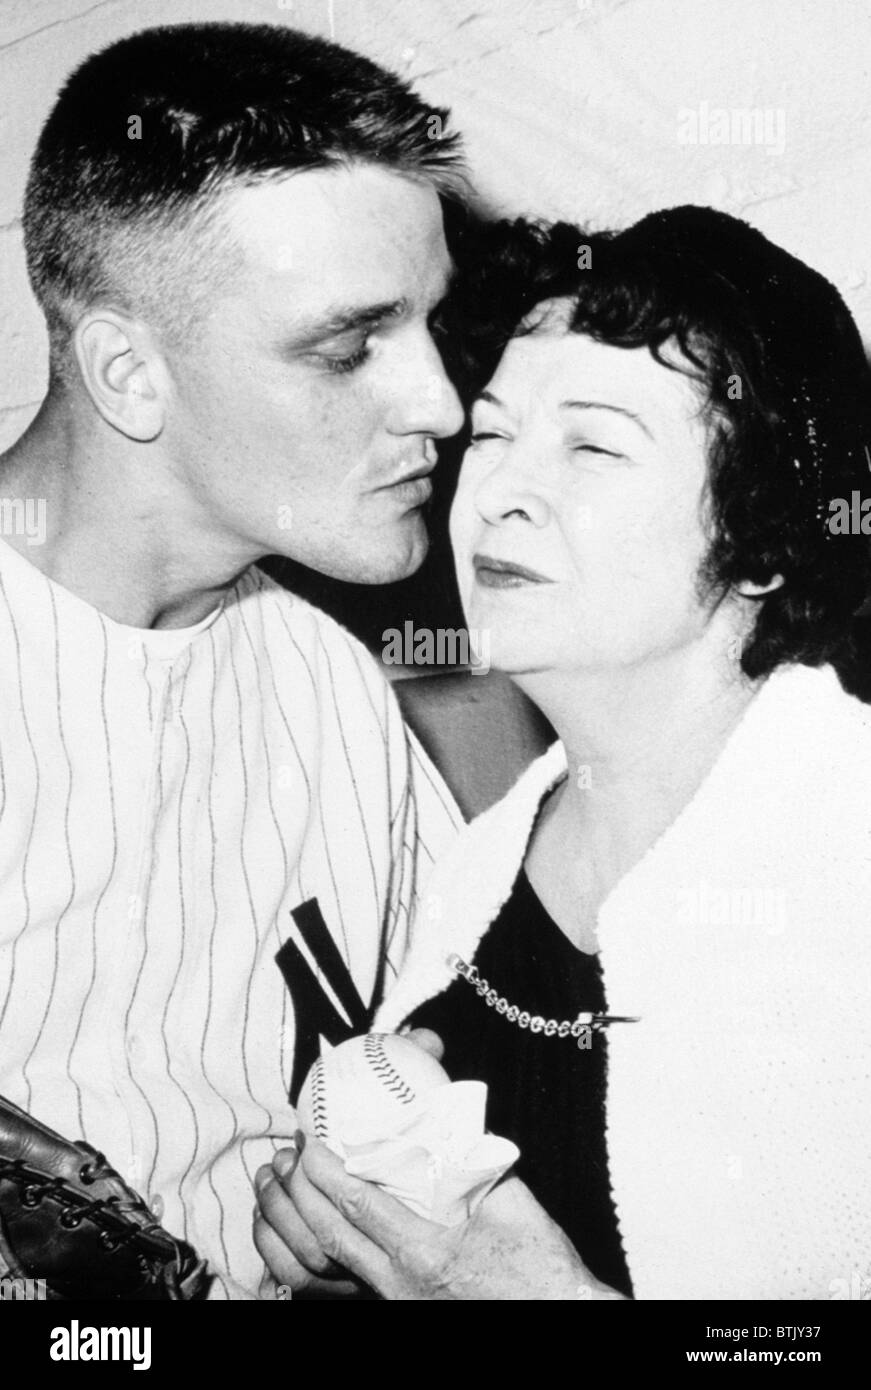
left=297, top=1032, right=449, bottom=1151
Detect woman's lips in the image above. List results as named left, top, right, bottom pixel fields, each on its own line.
left=472, top=554, right=554, bottom=588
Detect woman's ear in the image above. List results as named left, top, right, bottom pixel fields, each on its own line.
left=73, top=310, right=169, bottom=442
left=736, top=573, right=785, bottom=598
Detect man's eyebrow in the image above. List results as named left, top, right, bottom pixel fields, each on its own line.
left=290, top=299, right=408, bottom=347
left=286, top=268, right=454, bottom=348
left=559, top=399, right=653, bottom=439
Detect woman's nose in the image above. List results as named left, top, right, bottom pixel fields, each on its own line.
left=470, top=446, right=550, bottom=527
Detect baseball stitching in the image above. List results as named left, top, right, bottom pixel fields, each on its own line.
left=309, top=1058, right=329, bottom=1140
left=363, top=1034, right=416, bottom=1105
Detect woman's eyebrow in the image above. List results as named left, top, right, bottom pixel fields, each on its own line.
left=473, top=389, right=514, bottom=415
left=559, top=399, right=653, bottom=439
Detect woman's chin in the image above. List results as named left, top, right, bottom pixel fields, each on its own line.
left=460, top=592, right=570, bottom=677
left=478, top=635, right=562, bottom=678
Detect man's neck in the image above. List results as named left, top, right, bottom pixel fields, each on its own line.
left=0, top=397, right=256, bottom=629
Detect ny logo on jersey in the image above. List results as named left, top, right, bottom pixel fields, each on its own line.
left=276, top=899, right=381, bottom=1104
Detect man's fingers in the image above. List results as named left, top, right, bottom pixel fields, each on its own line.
left=293, top=1134, right=437, bottom=1262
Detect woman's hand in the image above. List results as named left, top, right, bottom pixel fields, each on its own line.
left=254, top=1133, right=627, bottom=1301
left=252, top=1027, right=448, bottom=1299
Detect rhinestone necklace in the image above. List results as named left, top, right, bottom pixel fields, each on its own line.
left=449, top=953, right=639, bottom=1048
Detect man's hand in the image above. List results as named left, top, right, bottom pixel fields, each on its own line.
left=254, top=1133, right=627, bottom=1301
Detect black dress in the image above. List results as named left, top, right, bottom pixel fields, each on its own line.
left=410, top=867, right=633, bottom=1298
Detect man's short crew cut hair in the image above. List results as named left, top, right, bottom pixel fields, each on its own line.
left=23, top=21, right=465, bottom=381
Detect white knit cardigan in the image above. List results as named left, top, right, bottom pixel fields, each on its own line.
left=376, top=664, right=871, bottom=1299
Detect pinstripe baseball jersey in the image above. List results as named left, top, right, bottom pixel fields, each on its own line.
left=0, top=536, right=462, bottom=1298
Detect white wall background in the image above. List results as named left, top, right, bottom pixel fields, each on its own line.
left=2, top=0, right=870, bottom=450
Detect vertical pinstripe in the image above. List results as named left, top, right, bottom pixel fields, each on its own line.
left=118, top=686, right=167, bottom=1178
left=0, top=570, right=39, bottom=1038
left=155, top=650, right=202, bottom=1232
left=71, top=618, right=120, bottom=1135
left=0, top=541, right=461, bottom=1298
left=200, top=626, right=237, bottom=1277
left=225, top=601, right=276, bottom=1166
left=20, top=589, right=76, bottom=1111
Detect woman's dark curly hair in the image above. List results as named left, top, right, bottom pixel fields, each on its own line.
left=442, top=206, right=871, bottom=680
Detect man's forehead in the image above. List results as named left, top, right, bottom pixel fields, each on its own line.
left=218, top=164, right=450, bottom=323
left=221, top=165, right=446, bottom=267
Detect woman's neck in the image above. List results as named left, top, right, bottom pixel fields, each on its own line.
left=518, top=635, right=764, bottom=904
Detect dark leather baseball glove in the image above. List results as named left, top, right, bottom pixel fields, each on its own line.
left=0, top=1094, right=210, bottom=1300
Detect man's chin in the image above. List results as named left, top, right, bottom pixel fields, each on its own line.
left=270, top=518, right=430, bottom=585
left=357, top=529, right=430, bottom=585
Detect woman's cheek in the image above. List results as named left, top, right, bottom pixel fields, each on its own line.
left=448, top=465, right=479, bottom=551
left=448, top=497, right=476, bottom=609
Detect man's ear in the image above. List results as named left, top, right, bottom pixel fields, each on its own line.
left=73, top=310, right=169, bottom=442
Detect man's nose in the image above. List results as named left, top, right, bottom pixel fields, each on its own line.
left=391, top=343, right=464, bottom=440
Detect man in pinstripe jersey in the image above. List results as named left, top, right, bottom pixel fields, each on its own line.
left=0, top=23, right=467, bottom=1297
